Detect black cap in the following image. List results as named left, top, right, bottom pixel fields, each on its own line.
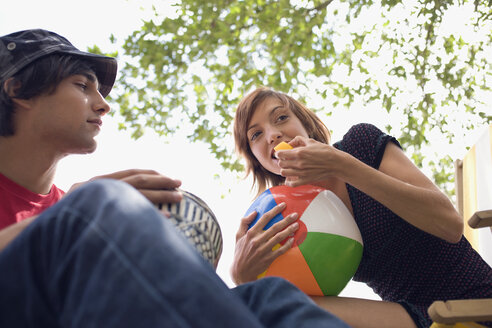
left=0, top=29, right=117, bottom=97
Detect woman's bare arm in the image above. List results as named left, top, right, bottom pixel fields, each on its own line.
left=278, top=138, right=463, bottom=243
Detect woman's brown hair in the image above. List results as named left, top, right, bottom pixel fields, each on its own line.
left=233, top=87, right=331, bottom=195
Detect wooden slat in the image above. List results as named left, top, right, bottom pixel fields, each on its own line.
left=428, top=299, right=492, bottom=324
left=468, top=210, right=492, bottom=229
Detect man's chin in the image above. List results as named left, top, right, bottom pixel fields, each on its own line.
left=72, top=142, right=98, bottom=155
left=83, top=144, right=98, bottom=154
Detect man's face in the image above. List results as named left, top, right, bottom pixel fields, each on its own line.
left=27, top=72, right=110, bottom=155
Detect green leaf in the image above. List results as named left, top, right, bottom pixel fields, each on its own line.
left=102, top=0, right=492, bottom=194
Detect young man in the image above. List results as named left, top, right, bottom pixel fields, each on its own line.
left=0, top=29, right=184, bottom=237
left=0, top=29, right=349, bottom=327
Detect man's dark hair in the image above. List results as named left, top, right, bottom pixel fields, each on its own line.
left=0, top=54, right=96, bottom=137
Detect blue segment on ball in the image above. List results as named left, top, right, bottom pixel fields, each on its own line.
left=246, top=189, right=285, bottom=230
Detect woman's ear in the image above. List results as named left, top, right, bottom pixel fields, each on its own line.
left=3, top=78, right=32, bottom=109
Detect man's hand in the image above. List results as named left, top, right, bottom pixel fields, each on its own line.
left=68, top=169, right=183, bottom=204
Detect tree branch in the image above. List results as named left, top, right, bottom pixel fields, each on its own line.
left=308, top=0, right=335, bottom=13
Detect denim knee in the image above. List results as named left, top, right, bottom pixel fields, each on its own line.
left=57, top=179, right=156, bottom=225
left=66, top=179, right=151, bottom=215
left=32, top=178, right=163, bottom=253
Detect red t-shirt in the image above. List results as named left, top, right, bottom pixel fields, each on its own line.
left=0, top=173, right=65, bottom=230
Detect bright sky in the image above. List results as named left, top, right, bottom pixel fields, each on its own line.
left=4, top=0, right=488, bottom=299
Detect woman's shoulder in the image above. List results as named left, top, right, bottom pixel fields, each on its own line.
left=334, top=123, right=401, bottom=168
left=344, top=123, right=385, bottom=139
left=334, top=123, right=386, bottom=149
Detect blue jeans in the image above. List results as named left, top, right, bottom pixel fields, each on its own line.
left=0, top=179, right=349, bottom=328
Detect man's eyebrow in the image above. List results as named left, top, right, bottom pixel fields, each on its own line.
left=247, top=105, right=283, bottom=132
left=80, top=72, right=100, bottom=89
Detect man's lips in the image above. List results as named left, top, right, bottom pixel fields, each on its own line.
left=87, top=118, right=102, bottom=127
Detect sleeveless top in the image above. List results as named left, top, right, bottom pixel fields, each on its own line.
left=334, top=123, right=492, bottom=327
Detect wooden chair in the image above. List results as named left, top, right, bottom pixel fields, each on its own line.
left=428, top=124, right=492, bottom=328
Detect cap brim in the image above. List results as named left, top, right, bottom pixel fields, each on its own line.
left=1, top=29, right=117, bottom=97
left=66, top=51, right=117, bottom=98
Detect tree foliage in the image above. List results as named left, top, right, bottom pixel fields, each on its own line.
left=110, top=0, right=492, bottom=194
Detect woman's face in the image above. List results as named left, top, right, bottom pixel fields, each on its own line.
left=246, top=96, right=309, bottom=175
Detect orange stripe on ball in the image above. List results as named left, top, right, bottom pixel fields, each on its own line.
left=265, top=246, right=323, bottom=296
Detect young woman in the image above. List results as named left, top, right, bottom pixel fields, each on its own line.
left=231, top=86, right=492, bottom=328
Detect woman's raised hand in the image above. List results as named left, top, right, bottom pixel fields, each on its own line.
left=231, top=202, right=299, bottom=285
left=275, top=136, right=349, bottom=187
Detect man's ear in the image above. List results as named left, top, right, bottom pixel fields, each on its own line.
left=3, top=78, right=32, bottom=109
left=3, top=78, right=21, bottom=97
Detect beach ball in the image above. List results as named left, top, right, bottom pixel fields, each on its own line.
left=159, top=190, right=223, bottom=269
left=246, top=184, right=363, bottom=296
